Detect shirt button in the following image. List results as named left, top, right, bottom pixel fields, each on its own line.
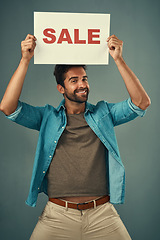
left=43, top=171, right=45, bottom=174
left=62, top=126, right=64, bottom=129
left=49, top=155, right=52, bottom=158
left=54, top=141, right=57, bottom=143
left=38, top=187, right=40, bottom=190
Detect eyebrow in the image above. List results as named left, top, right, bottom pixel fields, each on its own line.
left=68, top=75, right=88, bottom=81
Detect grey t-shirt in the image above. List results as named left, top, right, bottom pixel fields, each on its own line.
left=47, top=112, right=109, bottom=198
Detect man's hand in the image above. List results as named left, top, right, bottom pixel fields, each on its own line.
left=106, top=35, right=151, bottom=110
left=0, top=34, right=37, bottom=115
left=21, top=34, right=36, bottom=62
left=107, top=35, right=123, bottom=62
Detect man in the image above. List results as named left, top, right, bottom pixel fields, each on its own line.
left=0, top=34, right=150, bottom=239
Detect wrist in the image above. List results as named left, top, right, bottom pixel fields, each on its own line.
left=20, top=57, right=31, bottom=66
left=114, top=56, right=125, bottom=66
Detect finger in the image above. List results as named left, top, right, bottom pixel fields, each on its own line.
left=21, top=40, right=36, bottom=52
left=108, top=39, right=123, bottom=46
left=107, top=39, right=123, bottom=49
left=30, top=42, right=36, bottom=52
left=25, top=34, right=37, bottom=41
left=25, top=34, right=36, bottom=41
left=22, top=39, right=36, bottom=46
left=107, top=34, right=118, bottom=42
left=21, top=39, right=36, bottom=49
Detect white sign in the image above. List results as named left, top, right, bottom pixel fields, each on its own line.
left=34, top=12, right=110, bottom=65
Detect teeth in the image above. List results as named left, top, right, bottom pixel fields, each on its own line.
left=77, top=90, right=86, bottom=93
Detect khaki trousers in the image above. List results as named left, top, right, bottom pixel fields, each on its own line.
left=30, top=200, right=132, bottom=240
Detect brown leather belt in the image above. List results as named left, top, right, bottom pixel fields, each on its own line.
left=49, top=195, right=110, bottom=210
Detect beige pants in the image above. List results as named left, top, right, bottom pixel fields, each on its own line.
left=30, top=201, right=132, bottom=240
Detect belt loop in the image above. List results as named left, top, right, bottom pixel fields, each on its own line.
left=65, top=201, right=68, bottom=211
left=93, top=200, right=96, bottom=209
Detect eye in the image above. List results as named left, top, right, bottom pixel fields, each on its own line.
left=71, top=79, right=77, bottom=83
left=83, top=78, right=88, bottom=82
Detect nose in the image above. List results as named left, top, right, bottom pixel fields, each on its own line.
left=78, top=79, right=87, bottom=88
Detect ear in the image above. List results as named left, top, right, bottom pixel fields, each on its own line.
left=57, top=84, right=65, bottom=94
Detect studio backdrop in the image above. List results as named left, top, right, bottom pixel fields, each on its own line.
left=0, top=0, right=159, bottom=239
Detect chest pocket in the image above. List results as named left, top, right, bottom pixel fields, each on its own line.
left=97, top=113, right=114, bottom=135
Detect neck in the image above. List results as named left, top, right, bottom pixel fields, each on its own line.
left=64, top=99, right=86, bottom=114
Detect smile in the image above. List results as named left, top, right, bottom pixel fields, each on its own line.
left=75, top=89, right=88, bottom=94
left=77, top=91, right=86, bottom=94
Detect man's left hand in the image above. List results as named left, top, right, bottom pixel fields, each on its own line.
left=107, top=35, right=123, bottom=62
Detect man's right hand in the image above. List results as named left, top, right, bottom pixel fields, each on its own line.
left=21, top=34, right=36, bottom=62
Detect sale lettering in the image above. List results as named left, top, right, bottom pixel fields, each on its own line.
left=43, top=28, right=100, bottom=44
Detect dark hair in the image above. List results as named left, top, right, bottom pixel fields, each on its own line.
left=53, top=65, right=87, bottom=87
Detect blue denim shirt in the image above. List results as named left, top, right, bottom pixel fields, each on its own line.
left=6, top=98, right=146, bottom=207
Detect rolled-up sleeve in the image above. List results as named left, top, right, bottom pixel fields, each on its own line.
left=107, top=98, right=146, bottom=126
left=127, top=98, right=146, bottom=117
left=5, top=100, right=45, bottom=131
left=5, top=101, right=23, bottom=121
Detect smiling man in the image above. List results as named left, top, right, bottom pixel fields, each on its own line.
left=57, top=66, right=89, bottom=106
left=0, top=34, right=150, bottom=239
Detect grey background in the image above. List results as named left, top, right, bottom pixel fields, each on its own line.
left=0, top=0, right=159, bottom=239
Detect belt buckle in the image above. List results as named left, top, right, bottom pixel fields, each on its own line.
left=77, top=202, right=87, bottom=210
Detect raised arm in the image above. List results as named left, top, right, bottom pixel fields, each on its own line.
left=0, top=34, right=36, bottom=115
left=107, top=35, right=151, bottom=110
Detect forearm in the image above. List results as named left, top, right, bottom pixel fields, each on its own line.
left=0, top=58, right=30, bottom=115
left=0, top=34, right=36, bottom=116
left=115, top=57, right=151, bottom=110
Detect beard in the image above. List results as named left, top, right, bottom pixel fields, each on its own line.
left=64, top=88, right=89, bottom=103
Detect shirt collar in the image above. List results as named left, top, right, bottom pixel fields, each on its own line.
left=56, top=99, right=66, bottom=112
left=56, top=99, right=94, bottom=113
left=85, top=102, right=94, bottom=113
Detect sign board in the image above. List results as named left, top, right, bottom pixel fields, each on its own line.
left=34, top=12, right=110, bottom=64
